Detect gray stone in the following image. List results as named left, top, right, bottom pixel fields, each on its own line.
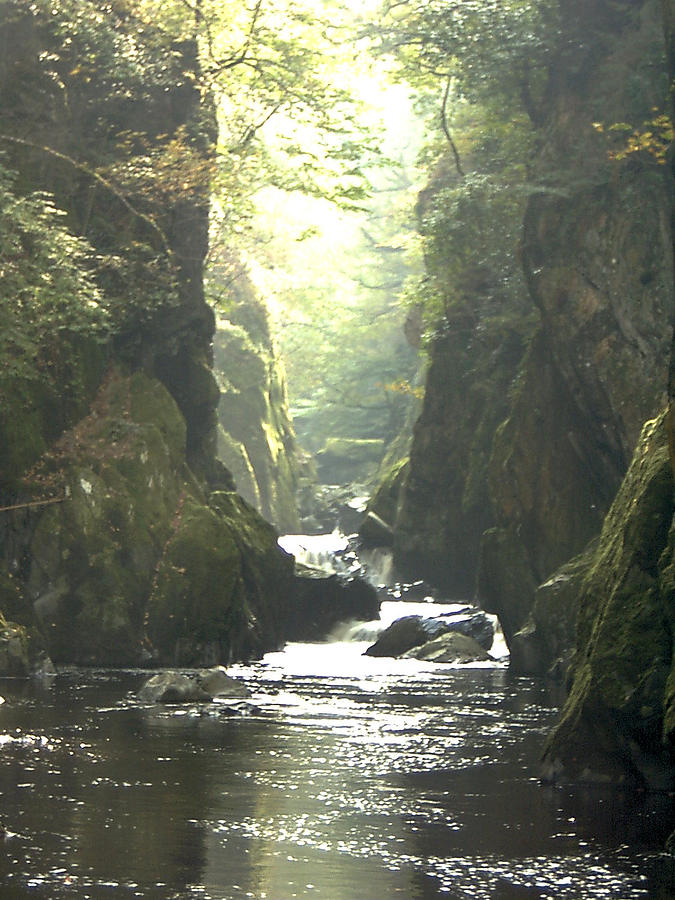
left=403, top=632, right=491, bottom=664
left=138, top=667, right=251, bottom=704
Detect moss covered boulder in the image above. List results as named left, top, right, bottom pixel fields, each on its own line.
left=21, top=369, right=295, bottom=666
left=542, top=412, right=675, bottom=787
left=146, top=491, right=294, bottom=665
left=359, top=457, right=408, bottom=546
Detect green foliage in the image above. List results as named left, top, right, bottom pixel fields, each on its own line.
left=0, top=161, right=107, bottom=391
left=372, top=0, right=559, bottom=119
left=367, top=0, right=546, bottom=336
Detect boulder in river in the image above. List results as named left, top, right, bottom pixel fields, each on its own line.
left=403, top=632, right=490, bottom=664
left=138, top=667, right=251, bottom=704
left=0, top=620, right=30, bottom=677
left=364, top=610, right=494, bottom=658
left=288, top=567, right=380, bottom=642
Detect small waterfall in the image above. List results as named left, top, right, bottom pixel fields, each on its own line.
left=278, top=529, right=509, bottom=660
left=278, top=530, right=349, bottom=573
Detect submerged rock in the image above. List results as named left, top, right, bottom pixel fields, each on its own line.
left=403, top=632, right=490, bottom=664
left=138, top=667, right=251, bottom=704
left=364, top=610, right=494, bottom=658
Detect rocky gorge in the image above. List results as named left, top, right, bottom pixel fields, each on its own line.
left=359, top=0, right=675, bottom=795
left=0, top=2, right=376, bottom=674
left=2, top=0, right=675, bottom=878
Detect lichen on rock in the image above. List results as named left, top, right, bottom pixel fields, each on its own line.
left=542, top=412, right=675, bottom=787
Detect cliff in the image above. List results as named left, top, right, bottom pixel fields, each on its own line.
left=0, top=2, right=334, bottom=671
left=213, top=265, right=303, bottom=533
left=384, top=0, right=673, bottom=647
left=541, top=412, right=675, bottom=787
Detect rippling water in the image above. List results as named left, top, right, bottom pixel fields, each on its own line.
left=0, top=608, right=673, bottom=899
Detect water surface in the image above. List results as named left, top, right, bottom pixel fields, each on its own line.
left=0, top=610, right=673, bottom=899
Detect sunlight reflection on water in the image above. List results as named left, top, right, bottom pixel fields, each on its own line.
left=0, top=627, right=673, bottom=898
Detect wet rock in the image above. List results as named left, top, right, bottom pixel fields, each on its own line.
left=403, top=632, right=490, bottom=664
left=441, top=611, right=494, bottom=651
left=358, top=511, right=394, bottom=548
left=289, top=571, right=379, bottom=642
left=509, top=543, right=598, bottom=679
left=364, top=615, right=434, bottom=657
left=0, top=621, right=30, bottom=677
left=542, top=413, right=675, bottom=787
left=138, top=667, right=251, bottom=704
left=364, top=611, right=494, bottom=658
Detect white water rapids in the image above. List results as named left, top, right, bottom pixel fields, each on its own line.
left=277, top=530, right=509, bottom=663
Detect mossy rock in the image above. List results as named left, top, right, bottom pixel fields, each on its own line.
left=216, top=425, right=261, bottom=510
left=147, top=491, right=294, bottom=665
left=146, top=496, right=245, bottom=665
left=542, top=412, right=675, bottom=787
left=509, top=540, right=598, bottom=679
left=362, top=457, right=409, bottom=534
left=25, top=370, right=188, bottom=664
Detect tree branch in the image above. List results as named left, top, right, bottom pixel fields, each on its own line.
left=441, top=76, right=465, bottom=178
left=0, top=133, right=172, bottom=256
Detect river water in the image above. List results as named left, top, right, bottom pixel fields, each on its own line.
left=0, top=530, right=674, bottom=900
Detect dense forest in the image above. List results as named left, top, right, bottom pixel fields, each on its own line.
left=2, top=0, right=675, bottom=874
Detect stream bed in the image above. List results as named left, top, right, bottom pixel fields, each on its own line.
left=0, top=599, right=674, bottom=899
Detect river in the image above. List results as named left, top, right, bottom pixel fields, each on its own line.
left=0, top=544, right=674, bottom=898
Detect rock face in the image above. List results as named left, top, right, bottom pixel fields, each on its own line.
left=542, top=413, right=675, bottom=787
left=21, top=370, right=295, bottom=666
left=289, top=569, right=379, bottom=642
left=0, top=6, right=324, bottom=668
left=390, top=280, right=533, bottom=595
left=509, top=543, right=598, bottom=680
left=478, top=0, right=673, bottom=647
left=214, top=268, right=303, bottom=533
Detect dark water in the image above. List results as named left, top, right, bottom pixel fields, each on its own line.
left=0, top=623, right=674, bottom=899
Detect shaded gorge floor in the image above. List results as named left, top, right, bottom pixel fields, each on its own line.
left=0, top=618, right=674, bottom=899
